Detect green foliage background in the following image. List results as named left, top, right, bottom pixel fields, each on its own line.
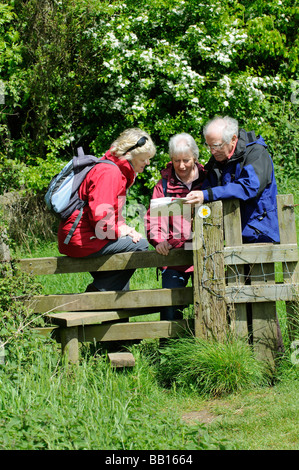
left=0, top=0, right=298, bottom=198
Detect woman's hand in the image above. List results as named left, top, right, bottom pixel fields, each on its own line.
left=155, top=241, right=172, bottom=256
left=185, top=190, right=204, bottom=205
left=128, top=228, right=143, bottom=243
left=119, top=225, right=143, bottom=243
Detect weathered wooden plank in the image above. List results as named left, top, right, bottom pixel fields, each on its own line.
left=18, top=243, right=298, bottom=276
left=18, top=249, right=193, bottom=275
left=46, top=307, right=159, bottom=327
left=277, top=194, right=299, bottom=342
left=225, top=283, right=299, bottom=303
left=108, top=352, right=135, bottom=368
left=29, top=287, right=194, bottom=313
left=251, top=262, right=277, bottom=366
left=223, top=199, right=248, bottom=339
left=29, top=282, right=298, bottom=316
left=76, top=320, right=187, bottom=342
left=34, top=326, right=59, bottom=336
left=193, top=201, right=227, bottom=341
left=224, top=243, right=298, bottom=265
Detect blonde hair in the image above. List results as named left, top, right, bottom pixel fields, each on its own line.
left=110, top=128, right=156, bottom=160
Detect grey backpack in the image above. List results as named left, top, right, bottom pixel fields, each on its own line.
left=44, top=147, right=117, bottom=244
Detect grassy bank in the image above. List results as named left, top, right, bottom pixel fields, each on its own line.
left=0, top=181, right=298, bottom=450
left=0, top=322, right=298, bottom=450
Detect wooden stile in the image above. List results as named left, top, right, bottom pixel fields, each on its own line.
left=3, top=194, right=297, bottom=365
left=19, top=248, right=193, bottom=275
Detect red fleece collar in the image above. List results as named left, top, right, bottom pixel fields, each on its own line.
left=102, top=150, right=136, bottom=189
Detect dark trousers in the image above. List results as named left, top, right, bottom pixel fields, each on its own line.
left=160, top=268, right=192, bottom=320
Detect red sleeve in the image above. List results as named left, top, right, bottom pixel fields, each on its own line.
left=145, top=180, right=174, bottom=247
left=145, top=179, right=193, bottom=249
left=80, top=164, right=126, bottom=239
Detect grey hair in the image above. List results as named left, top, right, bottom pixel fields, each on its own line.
left=110, top=127, right=156, bottom=160
left=203, top=116, right=239, bottom=143
left=168, top=133, right=199, bottom=160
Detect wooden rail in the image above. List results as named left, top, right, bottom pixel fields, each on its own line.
left=19, top=243, right=298, bottom=275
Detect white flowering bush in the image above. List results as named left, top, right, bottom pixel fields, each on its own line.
left=0, top=0, right=298, bottom=194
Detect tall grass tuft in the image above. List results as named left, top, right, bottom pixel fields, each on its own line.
left=158, top=336, right=271, bottom=397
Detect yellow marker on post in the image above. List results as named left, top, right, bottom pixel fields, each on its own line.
left=198, top=205, right=211, bottom=219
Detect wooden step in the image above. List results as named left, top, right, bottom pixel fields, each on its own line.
left=31, top=287, right=193, bottom=314
left=46, top=307, right=159, bottom=327
left=76, top=320, right=188, bottom=342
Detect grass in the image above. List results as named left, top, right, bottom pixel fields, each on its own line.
left=0, top=338, right=228, bottom=450
left=198, top=376, right=299, bottom=450
left=2, top=180, right=298, bottom=450
left=157, top=337, right=271, bottom=396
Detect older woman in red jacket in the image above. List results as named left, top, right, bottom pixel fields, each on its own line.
left=145, top=133, right=206, bottom=320
left=58, top=128, right=156, bottom=292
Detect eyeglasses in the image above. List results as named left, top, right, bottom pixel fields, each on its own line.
left=123, top=136, right=148, bottom=155
left=205, top=142, right=226, bottom=151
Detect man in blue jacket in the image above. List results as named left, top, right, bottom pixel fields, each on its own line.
left=186, top=116, right=280, bottom=243
left=187, top=116, right=284, bottom=353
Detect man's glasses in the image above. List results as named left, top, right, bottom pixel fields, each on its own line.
left=205, top=142, right=226, bottom=151
left=123, top=136, right=148, bottom=155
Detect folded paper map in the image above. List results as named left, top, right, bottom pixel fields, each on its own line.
left=150, top=197, right=188, bottom=208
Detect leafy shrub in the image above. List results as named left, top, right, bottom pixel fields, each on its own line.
left=1, top=193, right=58, bottom=251
left=158, top=337, right=271, bottom=397
left=0, top=153, right=27, bottom=194
left=0, top=0, right=297, bottom=197
left=0, top=258, right=45, bottom=361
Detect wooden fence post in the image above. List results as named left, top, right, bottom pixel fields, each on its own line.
left=277, top=194, right=299, bottom=342
left=60, top=327, right=79, bottom=364
left=250, top=261, right=278, bottom=366
left=223, top=199, right=248, bottom=339
left=193, top=201, right=227, bottom=341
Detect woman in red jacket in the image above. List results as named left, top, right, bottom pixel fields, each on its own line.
left=58, top=128, right=156, bottom=291
left=145, top=133, right=206, bottom=320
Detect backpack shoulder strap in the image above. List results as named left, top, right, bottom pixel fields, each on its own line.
left=99, top=159, right=117, bottom=166
left=77, top=147, right=85, bottom=158
left=64, top=206, right=85, bottom=245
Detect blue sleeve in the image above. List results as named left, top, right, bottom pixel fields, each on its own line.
left=202, top=163, right=260, bottom=202
left=202, top=145, right=273, bottom=203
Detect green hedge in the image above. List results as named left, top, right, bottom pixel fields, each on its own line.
left=0, top=0, right=298, bottom=197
